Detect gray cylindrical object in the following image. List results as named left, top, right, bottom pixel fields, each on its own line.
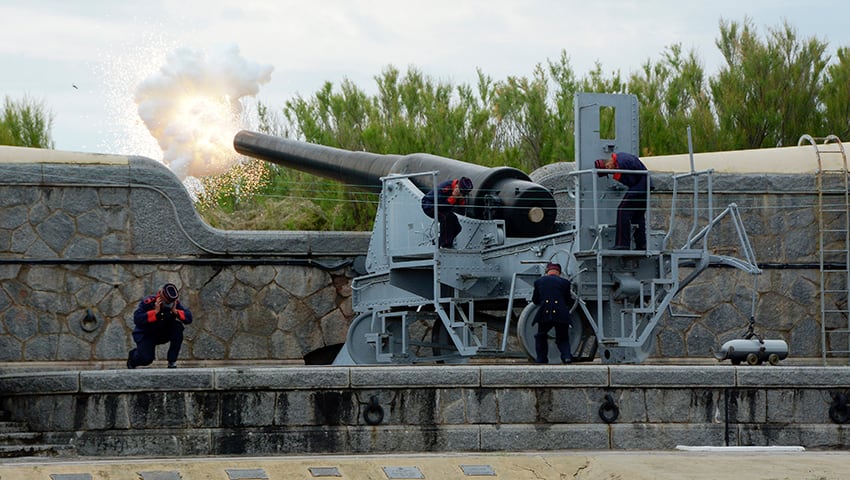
left=234, top=130, right=557, bottom=237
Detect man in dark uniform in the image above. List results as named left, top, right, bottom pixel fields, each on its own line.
left=532, top=262, right=574, bottom=364
left=421, top=176, right=473, bottom=248
left=595, top=152, right=651, bottom=250
left=127, top=283, right=193, bottom=369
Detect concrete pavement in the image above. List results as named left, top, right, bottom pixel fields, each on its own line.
left=2, top=449, right=849, bottom=480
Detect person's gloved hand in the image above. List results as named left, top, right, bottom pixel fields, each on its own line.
left=594, top=159, right=608, bottom=177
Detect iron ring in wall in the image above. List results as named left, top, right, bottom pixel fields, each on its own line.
left=829, top=393, right=850, bottom=424
left=79, top=308, right=102, bottom=333
left=363, top=396, right=384, bottom=426
left=599, top=393, right=620, bottom=424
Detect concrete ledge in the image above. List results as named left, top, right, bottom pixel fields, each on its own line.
left=214, top=367, right=351, bottom=390
left=0, top=371, right=80, bottom=394
left=350, top=366, right=481, bottom=388
left=81, top=369, right=215, bottom=392
left=736, top=367, right=850, bottom=386
left=481, top=365, right=608, bottom=387
left=610, top=366, right=736, bottom=387
left=8, top=366, right=850, bottom=395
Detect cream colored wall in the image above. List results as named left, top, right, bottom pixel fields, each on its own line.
left=0, top=145, right=129, bottom=165
left=643, top=142, right=849, bottom=174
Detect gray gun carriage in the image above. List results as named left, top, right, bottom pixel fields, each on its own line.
left=235, top=93, right=761, bottom=365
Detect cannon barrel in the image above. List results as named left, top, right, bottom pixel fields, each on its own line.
left=234, top=130, right=557, bottom=237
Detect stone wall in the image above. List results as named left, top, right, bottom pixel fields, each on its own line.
left=0, top=147, right=369, bottom=364
left=2, top=365, right=850, bottom=455
left=0, top=147, right=841, bottom=364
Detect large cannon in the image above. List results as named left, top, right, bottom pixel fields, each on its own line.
left=234, top=131, right=556, bottom=238
left=235, top=93, right=762, bottom=365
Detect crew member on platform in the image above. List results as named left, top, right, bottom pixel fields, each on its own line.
left=421, top=176, right=473, bottom=248
left=532, top=262, right=574, bottom=364
left=595, top=152, right=651, bottom=250
left=127, top=283, right=193, bottom=369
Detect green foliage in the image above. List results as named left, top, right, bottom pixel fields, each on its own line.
left=194, top=18, right=849, bottom=231
left=630, top=44, right=717, bottom=155
left=0, top=95, right=54, bottom=148
left=822, top=47, right=850, bottom=140
left=711, top=18, right=828, bottom=149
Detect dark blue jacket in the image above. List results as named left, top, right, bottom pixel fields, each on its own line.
left=421, top=179, right=467, bottom=219
left=132, top=294, right=193, bottom=342
left=532, top=274, right=574, bottom=325
left=612, top=152, right=650, bottom=194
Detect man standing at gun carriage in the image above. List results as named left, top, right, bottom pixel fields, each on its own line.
left=531, top=262, right=575, bottom=364
left=421, top=176, right=473, bottom=248
left=127, top=283, right=193, bottom=369
left=595, top=152, right=651, bottom=250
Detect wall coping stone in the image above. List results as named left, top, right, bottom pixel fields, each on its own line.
left=736, top=367, right=850, bottom=387
left=214, top=367, right=350, bottom=390
left=480, top=365, right=608, bottom=387
left=610, top=366, right=736, bottom=387
left=0, top=371, right=79, bottom=394
left=80, top=369, right=216, bottom=392
left=6, top=366, right=850, bottom=395
left=349, top=366, right=481, bottom=388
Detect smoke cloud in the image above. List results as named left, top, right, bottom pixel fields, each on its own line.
left=134, top=44, right=273, bottom=179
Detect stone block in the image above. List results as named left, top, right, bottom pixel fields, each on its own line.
left=80, top=369, right=215, bottom=392
left=215, top=367, right=350, bottom=390
left=737, top=424, right=850, bottom=448
left=610, top=423, right=726, bottom=449
left=644, top=388, right=723, bottom=423
left=492, top=389, right=538, bottom=423
left=350, top=366, right=479, bottom=388
left=0, top=371, right=79, bottom=394
left=69, top=428, right=211, bottom=456
left=308, top=232, right=370, bottom=255
left=185, top=391, right=221, bottom=427
left=127, top=392, right=193, bottom=428
left=729, top=388, right=767, bottom=423
left=275, top=390, right=355, bottom=426
left=737, top=367, right=850, bottom=387
left=80, top=394, right=131, bottom=430
left=766, top=388, right=833, bottom=424
left=481, top=365, right=608, bottom=387
left=464, top=388, right=498, bottom=424
left=211, top=426, right=350, bottom=455
left=220, top=391, right=277, bottom=427
left=610, top=366, right=734, bottom=387
left=479, top=424, right=609, bottom=450
left=0, top=164, right=46, bottom=185
left=536, top=387, right=607, bottom=423
left=348, top=425, right=480, bottom=453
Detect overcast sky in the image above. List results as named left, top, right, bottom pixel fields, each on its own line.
left=1, top=0, right=848, bottom=159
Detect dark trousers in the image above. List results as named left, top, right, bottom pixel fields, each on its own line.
left=534, top=320, right=572, bottom=363
left=423, top=207, right=462, bottom=248
left=615, top=192, right=647, bottom=249
left=129, top=322, right=184, bottom=367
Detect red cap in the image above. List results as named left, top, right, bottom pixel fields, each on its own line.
left=545, top=262, right=562, bottom=273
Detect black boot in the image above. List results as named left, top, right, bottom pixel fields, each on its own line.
left=126, top=349, right=136, bottom=369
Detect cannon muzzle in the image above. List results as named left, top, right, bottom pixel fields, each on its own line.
left=234, top=130, right=557, bottom=237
